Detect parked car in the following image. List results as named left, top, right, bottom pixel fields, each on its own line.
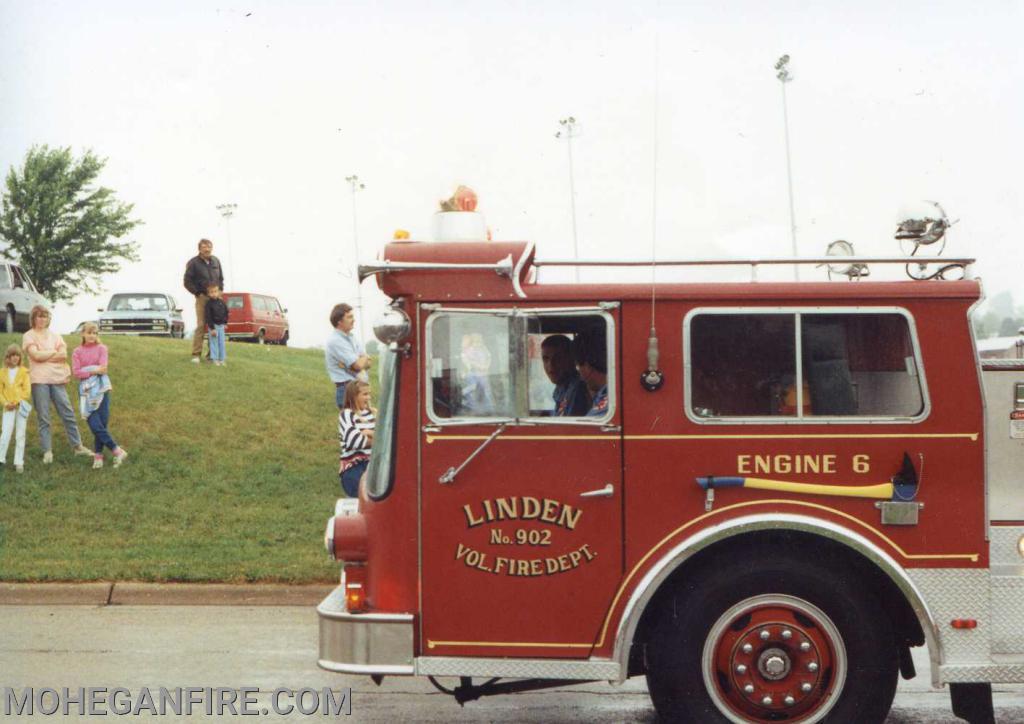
left=98, top=293, right=185, bottom=338
left=0, top=262, right=48, bottom=333
left=223, top=292, right=289, bottom=345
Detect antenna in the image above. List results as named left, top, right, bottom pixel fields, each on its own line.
left=641, top=31, right=664, bottom=392
left=215, top=203, right=238, bottom=288
left=555, top=117, right=581, bottom=281
left=774, top=54, right=799, bottom=279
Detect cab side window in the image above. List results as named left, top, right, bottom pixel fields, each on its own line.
left=688, top=310, right=925, bottom=421
left=429, top=314, right=514, bottom=419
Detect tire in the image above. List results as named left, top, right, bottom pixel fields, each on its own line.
left=279, top=330, right=289, bottom=347
left=4, top=305, right=14, bottom=334
left=646, top=553, right=898, bottom=724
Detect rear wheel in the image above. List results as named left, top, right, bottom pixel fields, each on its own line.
left=279, top=330, right=289, bottom=346
left=646, top=554, right=898, bottom=723
left=4, top=305, right=14, bottom=333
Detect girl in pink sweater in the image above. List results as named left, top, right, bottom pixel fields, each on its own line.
left=72, top=323, right=128, bottom=469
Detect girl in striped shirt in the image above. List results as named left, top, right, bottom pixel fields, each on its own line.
left=338, top=380, right=375, bottom=497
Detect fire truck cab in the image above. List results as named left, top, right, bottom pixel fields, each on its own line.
left=319, top=238, right=1023, bottom=723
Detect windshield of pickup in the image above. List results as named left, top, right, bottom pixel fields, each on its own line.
left=365, top=347, right=400, bottom=500
left=107, top=294, right=170, bottom=312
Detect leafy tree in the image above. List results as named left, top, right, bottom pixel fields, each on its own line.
left=0, top=145, right=141, bottom=302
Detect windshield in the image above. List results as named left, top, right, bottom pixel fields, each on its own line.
left=365, top=347, right=400, bottom=500
left=108, top=294, right=169, bottom=312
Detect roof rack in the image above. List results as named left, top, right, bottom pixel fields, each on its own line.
left=533, top=256, right=975, bottom=281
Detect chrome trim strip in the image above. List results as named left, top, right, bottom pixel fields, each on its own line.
left=682, top=305, right=932, bottom=426
left=317, top=661, right=414, bottom=676
left=612, top=513, right=942, bottom=686
left=415, top=656, right=619, bottom=680
left=968, top=293, right=990, bottom=537
left=511, top=241, right=534, bottom=299
left=316, top=607, right=415, bottom=623
left=358, top=257, right=514, bottom=283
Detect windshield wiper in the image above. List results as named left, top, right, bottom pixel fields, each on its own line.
left=438, top=423, right=509, bottom=484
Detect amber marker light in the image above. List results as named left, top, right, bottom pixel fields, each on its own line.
left=344, top=565, right=368, bottom=613
left=1018, top=534, right=1024, bottom=559
left=950, top=619, right=978, bottom=629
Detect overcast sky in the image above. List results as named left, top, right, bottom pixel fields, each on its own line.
left=2, top=0, right=1022, bottom=346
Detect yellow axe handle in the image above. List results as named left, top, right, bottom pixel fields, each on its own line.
left=743, top=477, right=894, bottom=499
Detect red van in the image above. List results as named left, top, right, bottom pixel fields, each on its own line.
left=223, top=292, right=289, bottom=345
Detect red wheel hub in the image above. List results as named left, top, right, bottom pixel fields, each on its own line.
left=703, top=595, right=846, bottom=723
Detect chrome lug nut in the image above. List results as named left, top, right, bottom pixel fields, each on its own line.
left=799, top=641, right=811, bottom=652
left=736, top=664, right=748, bottom=674
left=808, top=662, right=819, bottom=673
left=742, top=643, right=754, bottom=654
left=801, top=683, right=813, bottom=693
left=781, top=629, right=793, bottom=640
left=744, top=684, right=755, bottom=694
left=759, top=630, right=771, bottom=641
left=784, top=695, right=795, bottom=706
left=762, top=696, right=773, bottom=706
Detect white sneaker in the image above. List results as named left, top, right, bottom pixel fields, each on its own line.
left=42, top=450, right=53, bottom=464
left=113, top=449, right=128, bottom=468
left=74, top=445, right=93, bottom=456
left=191, top=357, right=200, bottom=364
left=92, top=456, right=103, bottom=469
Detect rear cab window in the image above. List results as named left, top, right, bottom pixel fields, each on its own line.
left=684, top=307, right=928, bottom=423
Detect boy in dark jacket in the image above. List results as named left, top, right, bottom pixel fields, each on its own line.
left=205, top=284, right=230, bottom=366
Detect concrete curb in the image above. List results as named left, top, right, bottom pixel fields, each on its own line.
left=0, top=582, right=334, bottom=606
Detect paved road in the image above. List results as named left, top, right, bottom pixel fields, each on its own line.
left=3, top=606, right=1023, bottom=722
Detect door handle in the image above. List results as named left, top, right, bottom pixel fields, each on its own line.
left=579, top=483, right=614, bottom=498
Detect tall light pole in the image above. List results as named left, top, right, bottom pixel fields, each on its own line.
left=345, top=174, right=366, bottom=340
left=215, top=203, right=237, bottom=289
left=774, top=54, right=799, bottom=279
left=555, top=116, right=580, bottom=281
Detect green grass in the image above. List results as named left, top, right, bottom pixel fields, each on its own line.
left=0, top=334, right=359, bottom=583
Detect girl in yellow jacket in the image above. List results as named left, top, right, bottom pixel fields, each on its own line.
left=0, top=343, right=32, bottom=473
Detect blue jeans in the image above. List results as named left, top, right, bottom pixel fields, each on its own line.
left=87, top=391, right=118, bottom=453
left=31, top=383, right=83, bottom=451
left=208, top=325, right=226, bottom=362
left=340, top=459, right=368, bottom=497
left=334, top=382, right=347, bottom=409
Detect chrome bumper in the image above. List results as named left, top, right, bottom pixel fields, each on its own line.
left=316, top=585, right=415, bottom=676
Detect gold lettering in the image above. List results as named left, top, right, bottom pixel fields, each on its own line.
left=495, top=557, right=508, bottom=574
left=823, top=455, right=836, bottom=473
left=463, top=505, right=484, bottom=528
left=737, top=455, right=751, bottom=474
left=546, top=558, right=559, bottom=574
left=800, top=455, right=819, bottom=474
left=496, top=497, right=518, bottom=520
left=569, top=550, right=582, bottom=567
left=852, top=454, right=870, bottom=474
left=540, top=499, right=559, bottom=524
left=530, top=559, right=544, bottom=576
left=516, top=559, right=530, bottom=576
left=556, top=505, right=582, bottom=531
left=580, top=543, right=596, bottom=561
left=774, top=455, right=792, bottom=474
left=456, top=543, right=470, bottom=560
left=482, top=499, right=495, bottom=521
left=755, top=455, right=771, bottom=474
left=522, top=497, right=541, bottom=519
left=557, top=554, right=570, bottom=572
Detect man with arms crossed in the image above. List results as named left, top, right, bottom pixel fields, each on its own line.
left=183, top=239, right=225, bottom=363
left=326, top=303, right=371, bottom=409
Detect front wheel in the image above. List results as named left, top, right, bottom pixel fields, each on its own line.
left=646, top=554, right=898, bottom=723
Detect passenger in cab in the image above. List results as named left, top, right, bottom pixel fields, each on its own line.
left=541, top=335, right=588, bottom=417
left=574, top=334, right=608, bottom=417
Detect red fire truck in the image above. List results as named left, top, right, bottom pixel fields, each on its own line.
left=318, top=236, right=1023, bottom=723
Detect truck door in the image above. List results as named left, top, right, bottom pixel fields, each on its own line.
left=419, top=304, right=623, bottom=659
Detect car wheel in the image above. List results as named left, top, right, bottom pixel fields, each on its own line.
left=646, top=552, right=898, bottom=724
left=4, top=305, right=14, bottom=334
left=279, top=331, right=289, bottom=347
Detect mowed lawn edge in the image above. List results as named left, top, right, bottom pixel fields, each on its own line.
left=0, top=334, right=353, bottom=583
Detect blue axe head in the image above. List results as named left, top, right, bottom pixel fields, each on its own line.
left=891, top=453, right=919, bottom=501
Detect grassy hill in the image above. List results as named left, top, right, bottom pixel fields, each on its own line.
left=0, top=334, right=354, bottom=583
